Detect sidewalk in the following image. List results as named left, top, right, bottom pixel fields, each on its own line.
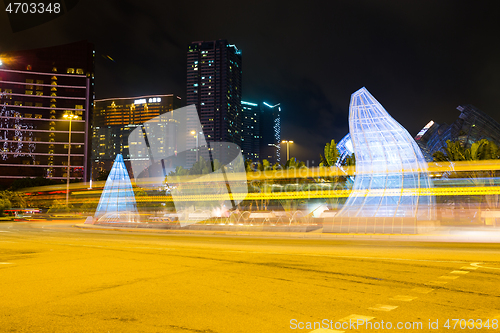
left=74, top=223, right=500, bottom=243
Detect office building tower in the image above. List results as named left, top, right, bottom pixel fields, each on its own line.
left=0, top=41, right=94, bottom=186
left=186, top=40, right=242, bottom=167
left=241, top=101, right=260, bottom=161
left=92, top=94, right=182, bottom=178
left=260, top=102, right=281, bottom=164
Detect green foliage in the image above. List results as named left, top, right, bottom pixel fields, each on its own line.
left=319, top=139, right=339, bottom=167
left=0, top=197, right=12, bottom=217
left=433, top=139, right=500, bottom=162
left=47, top=200, right=72, bottom=213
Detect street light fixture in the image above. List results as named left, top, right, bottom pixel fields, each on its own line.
left=190, top=130, right=202, bottom=162
left=63, top=113, right=76, bottom=207
left=281, top=140, right=294, bottom=161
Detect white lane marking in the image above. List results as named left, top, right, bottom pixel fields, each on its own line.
left=310, top=329, right=344, bottom=333
left=411, top=287, right=434, bottom=294
left=471, top=262, right=500, bottom=270
left=368, top=304, right=398, bottom=312
left=426, top=281, right=448, bottom=285
left=390, top=295, right=417, bottom=301
left=450, top=270, right=469, bottom=274
left=0, top=230, right=11, bottom=233
left=0, top=262, right=13, bottom=265
left=460, top=266, right=478, bottom=270
left=338, top=314, right=375, bottom=322
left=439, top=275, right=459, bottom=280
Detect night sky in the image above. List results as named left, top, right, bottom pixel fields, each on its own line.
left=2, top=0, right=500, bottom=164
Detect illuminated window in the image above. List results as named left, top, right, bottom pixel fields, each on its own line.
left=51, top=81, right=57, bottom=85
left=49, top=121, right=55, bottom=126
left=51, top=93, right=57, bottom=97
left=51, top=76, right=57, bottom=80
left=52, top=67, right=57, bottom=72
left=67, top=68, right=75, bottom=74
left=75, top=104, right=83, bottom=110
left=35, top=103, right=42, bottom=107
left=51, top=87, right=57, bottom=91
left=25, top=90, right=33, bottom=95
left=76, top=68, right=84, bottom=74
left=36, top=91, right=43, bottom=96
left=14, top=101, right=22, bottom=106
left=34, top=114, right=42, bottom=119
left=25, top=114, right=32, bottom=118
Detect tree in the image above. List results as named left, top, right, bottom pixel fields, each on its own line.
left=433, top=139, right=500, bottom=210
left=319, top=139, right=339, bottom=167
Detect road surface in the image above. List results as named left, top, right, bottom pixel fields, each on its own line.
left=1, top=221, right=499, bottom=332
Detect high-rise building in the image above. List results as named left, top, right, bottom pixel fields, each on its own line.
left=260, top=102, right=281, bottom=164
left=241, top=101, right=260, bottom=161
left=0, top=41, right=94, bottom=186
left=186, top=40, right=242, bottom=167
left=92, top=94, right=182, bottom=178
left=240, top=101, right=281, bottom=164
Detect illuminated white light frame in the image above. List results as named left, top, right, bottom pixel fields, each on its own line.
left=336, top=87, right=435, bottom=220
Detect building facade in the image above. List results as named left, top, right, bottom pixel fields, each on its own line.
left=186, top=40, right=242, bottom=167
left=92, top=94, right=182, bottom=178
left=260, top=102, right=281, bottom=164
left=240, top=101, right=282, bottom=164
left=241, top=101, right=260, bottom=161
left=0, top=41, right=94, bottom=186
left=415, top=105, right=500, bottom=161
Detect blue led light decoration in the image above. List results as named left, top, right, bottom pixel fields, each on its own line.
left=94, top=154, right=140, bottom=223
left=326, top=88, right=436, bottom=234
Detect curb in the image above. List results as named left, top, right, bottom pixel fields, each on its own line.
left=73, top=224, right=500, bottom=242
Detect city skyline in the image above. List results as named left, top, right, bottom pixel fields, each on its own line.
left=2, top=1, right=499, bottom=163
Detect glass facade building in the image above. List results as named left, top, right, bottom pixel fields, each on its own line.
left=186, top=40, right=242, bottom=168
left=0, top=41, right=94, bottom=186
left=415, top=105, right=500, bottom=161
left=240, top=101, right=281, bottom=163
left=325, top=88, right=435, bottom=234
left=92, top=94, right=182, bottom=179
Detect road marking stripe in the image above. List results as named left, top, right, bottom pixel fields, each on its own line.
left=471, top=263, right=500, bottom=270
left=338, top=314, right=375, bottom=322
left=450, top=270, right=469, bottom=274
left=426, top=281, right=448, bottom=285
left=439, top=275, right=459, bottom=280
left=411, top=287, right=434, bottom=294
left=390, top=295, right=417, bottom=301
left=368, top=304, right=398, bottom=312
left=460, top=266, right=478, bottom=270
left=0, top=262, right=13, bottom=265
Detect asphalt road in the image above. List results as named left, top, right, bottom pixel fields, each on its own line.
left=1, top=221, right=499, bottom=333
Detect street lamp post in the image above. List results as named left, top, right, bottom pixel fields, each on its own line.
left=63, top=114, right=76, bottom=207
left=281, top=140, right=294, bottom=161
left=190, top=130, right=202, bottom=162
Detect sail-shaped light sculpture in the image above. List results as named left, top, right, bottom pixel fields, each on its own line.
left=325, top=88, right=435, bottom=233
left=94, top=153, right=140, bottom=223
